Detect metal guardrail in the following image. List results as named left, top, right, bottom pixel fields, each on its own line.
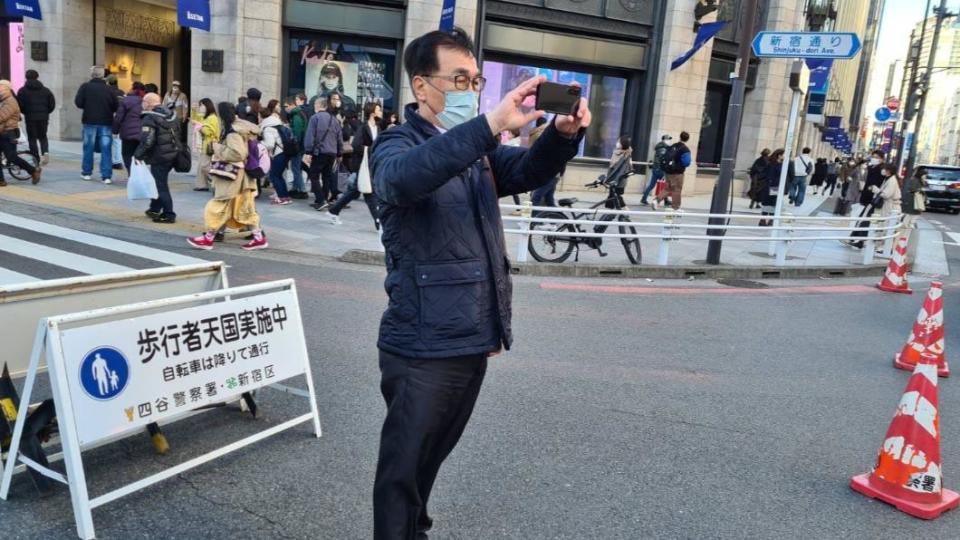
left=500, top=202, right=901, bottom=267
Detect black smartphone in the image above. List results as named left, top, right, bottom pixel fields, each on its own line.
left=535, top=82, right=581, bottom=115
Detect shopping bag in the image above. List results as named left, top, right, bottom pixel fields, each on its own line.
left=357, top=148, right=373, bottom=194
left=127, top=160, right=158, bottom=200
left=654, top=177, right=666, bottom=197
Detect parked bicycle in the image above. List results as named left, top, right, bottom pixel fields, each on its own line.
left=1, top=141, right=40, bottom=182
left=527, top=169, right=642, bottom=264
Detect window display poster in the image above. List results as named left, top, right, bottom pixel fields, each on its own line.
left=305, top=59, right=359, bottom=117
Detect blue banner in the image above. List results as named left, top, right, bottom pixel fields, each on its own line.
left=177, top=0, right=210, bottom=31
left=805, top=58, right=833, bottom=94
left=826, top=116, right=842, bottom=129
left=671, top=21, right=729, bottom=71
left=4, top=0, right=41, bottom=19
left=439, top=0, right=455, bottom=31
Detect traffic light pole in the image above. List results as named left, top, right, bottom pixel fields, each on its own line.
left=705, top=0, right=759, bottom=265
left=904, top=0, right=947, bottom=178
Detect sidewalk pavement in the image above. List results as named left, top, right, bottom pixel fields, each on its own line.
left=0, top=140, right=950, bottom=276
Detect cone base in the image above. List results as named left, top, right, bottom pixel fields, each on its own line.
left=851, top=473, right=960, bottom=519
left=894, top=355, right=950, bottom=377
left=877, top=282, right=912, bottom=294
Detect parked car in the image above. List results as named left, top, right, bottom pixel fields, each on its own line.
left=921, top=164, right=960, bottom=214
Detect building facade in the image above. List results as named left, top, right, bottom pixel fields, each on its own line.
left=5, top=0, right=874, bottom=193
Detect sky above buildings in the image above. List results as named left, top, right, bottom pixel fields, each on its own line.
left=863, top=0, right=956, bottom=117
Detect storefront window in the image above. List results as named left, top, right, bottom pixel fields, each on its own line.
left=287, top=31, right=398, bottom=118
left=480, top=59, right=627, bottom=159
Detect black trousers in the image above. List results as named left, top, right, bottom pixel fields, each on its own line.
left=25, top=119, right=49, bottom=158
left=121, top=138, right=139, bottom=174
left=329, top=184, right=379, bottom=223
left=373, top=350, right=487, bottom=540
left=0, top=135, right=35, bottom=180
left=308, top=154, right=339, bottom=203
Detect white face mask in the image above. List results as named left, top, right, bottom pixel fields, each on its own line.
left=870, top=158, right=881, bottom=166
left=615, top=143, right=622, bottom=151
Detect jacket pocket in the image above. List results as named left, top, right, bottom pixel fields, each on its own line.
left=415, top=259, right=486, bottom=342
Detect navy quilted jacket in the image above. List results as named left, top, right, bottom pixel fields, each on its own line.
left=372, top=104, right=583, bottom=358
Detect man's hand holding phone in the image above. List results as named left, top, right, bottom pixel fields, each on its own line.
left=486, top=76, right=591, bottom=139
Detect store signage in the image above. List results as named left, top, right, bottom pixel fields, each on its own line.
left=439, top=0, right=455, bottom=31
left=58, top=289, right=307, bottom=445
left=751, top=32, right=862, bottom=59
left=4, top=0, right=41, bottom=20
left=201, top=49, right=223, bottom=73
left=806, top=59, right=833, bottom=94
left=177, top=0, right=210, bottom=32
left=29, top=40, right=45, bottom=62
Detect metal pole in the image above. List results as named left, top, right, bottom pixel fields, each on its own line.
left=769, top=88, right=802, bottom=256
left=706, top=0, right=759, bottom=264
left=896, top=0, right=931, bottom=168
left=905, top=0, right=948, bottom=178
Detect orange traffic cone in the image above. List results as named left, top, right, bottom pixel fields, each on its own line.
left=877, top=236, right=912, bottom=294
left=851, top=353, right=960, bottom=519
left=895, top=281, right=948, bottom=377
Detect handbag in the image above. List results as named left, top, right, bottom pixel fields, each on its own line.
left=871, top=193, right=884, bottom=211
left=127, top=160, right=158, bottom=200
left=209, top=160, right=240, bottom=181
left=3, top=128, right=20, bottom=141
left=171, top=124, right=192, bottom=173
left=915, top=190, right=926, bottom=212
left=357, top=147, right=373, bottom=194
left=337, top=162, right=351, bottom=192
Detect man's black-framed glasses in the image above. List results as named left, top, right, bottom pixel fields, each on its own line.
left=424, top=74, right=486, bottom=92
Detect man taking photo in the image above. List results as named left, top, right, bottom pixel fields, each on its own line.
left=371, top=27, right=591, bottom=539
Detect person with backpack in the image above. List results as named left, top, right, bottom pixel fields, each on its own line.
left=304, top=96, right=342, bottom=210
left=134, top=93, right=179, bottom=224
left=641, top=134, right=671, bottom=206
left=325, top=101, right=381, bottom=228
left=284, top=96, right=309, bottom=199
left=651, top=131, right=691, bottom=211
left=260, top=100, right=294, bottom=205
left=789, top=147, right=814, bottom=206
left=0, top=80, right=41, bottom=187
left=237, top=88, right=262, bottom=124
left=187, top=115, right=268, bottom=251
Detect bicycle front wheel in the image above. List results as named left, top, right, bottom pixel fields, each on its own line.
left=10, top=151, right=38, bottom=181
left=528, top=211, right=575, bottom=263
left=618, top=215, right=642, bottom=265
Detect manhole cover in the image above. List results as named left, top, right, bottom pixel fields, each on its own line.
left=716, top=278, right=769, bottom=289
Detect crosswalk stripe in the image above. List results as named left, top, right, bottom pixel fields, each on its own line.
left=0, top=265, right=38, bottom=286
left=0, top=211, right=204, bottom=266
left=948, top=232, right=960, bottom=245
left=0, top=233, right=134, bottom=275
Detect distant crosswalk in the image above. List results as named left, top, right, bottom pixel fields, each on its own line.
left=0, top=211, right=205, bottom=286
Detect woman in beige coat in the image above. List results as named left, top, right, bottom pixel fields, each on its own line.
left=187, top=117, right=268, bottom=250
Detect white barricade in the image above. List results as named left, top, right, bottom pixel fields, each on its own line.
left=0, top=280, right=321, bottom=540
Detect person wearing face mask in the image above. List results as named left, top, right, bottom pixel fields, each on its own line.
left=311, top=62, right=357, bottom=119
left=325, top=101, right=382, bottom=227
left=860, top=150, right=885, bottom=207
left=759, top=148, right=791, bottom=226
left=901, top=167, right=928, bottom=268
left=303, top=96, right=342, bottom=208
left=370, top=27, right=590, bottom=539
left=161, top=81, right=190, bottom=144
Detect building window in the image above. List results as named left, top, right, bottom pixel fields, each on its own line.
left=286, top=31, right=398, bottom=119
left=480, top=59, right=628, bottom=159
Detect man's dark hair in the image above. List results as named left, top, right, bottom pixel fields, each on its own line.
left=872, top=149, right=885, bottom=159
left=25, top=69, right=38, bottom=80
left=247, top=87, right=262, bottom=101
left=132, top=81, right=145, bottom=91
left=144, top=83, right=158, bottom=94
left=403, top=27, right=476, bottom=80
left=679, top=131, right=690, bottom=142
left=802, top=147, right=811, bottom=154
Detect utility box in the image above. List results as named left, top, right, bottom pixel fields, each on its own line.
left=790, top=60, right=810, bottom=95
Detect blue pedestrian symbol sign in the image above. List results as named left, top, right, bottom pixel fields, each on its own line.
left=875, top=107, right=892, bottom=122
left=79, top=347, right=130, bottom=401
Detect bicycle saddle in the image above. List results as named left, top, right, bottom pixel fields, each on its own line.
left=558, top=197, right=578, bottom=207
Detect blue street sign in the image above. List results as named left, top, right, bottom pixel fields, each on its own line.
left=875, top=107, right=891, bottom=122
left=751, top=32, right=862, bottom=59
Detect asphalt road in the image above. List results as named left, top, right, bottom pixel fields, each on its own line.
left=1, top=200, right=960, bottom=539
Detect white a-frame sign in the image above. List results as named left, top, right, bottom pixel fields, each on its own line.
left=0, top=280, right=321, bottom=539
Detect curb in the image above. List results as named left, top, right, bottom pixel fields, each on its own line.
left=339, top=250, right=888, bottom=279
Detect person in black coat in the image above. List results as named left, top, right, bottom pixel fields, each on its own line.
left=16, top=70, right=55, bottom=164
left=748, top=148, right=770, bottom=209
left=861, top=150, right=886, bottom=206
left=134, top=93, right=180, bottom=224
left=74, top=66, right=119, bottom=182
left=369, top=28, right=590, bottom=539
left=325, top=102, right=380, bottom=227
left=760, top=148, right=793, bottom=225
